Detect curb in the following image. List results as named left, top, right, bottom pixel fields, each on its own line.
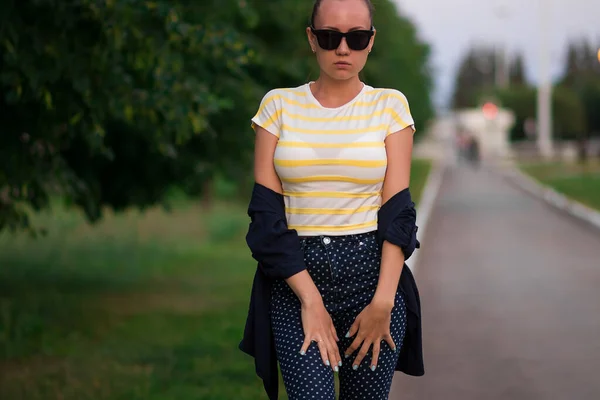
left=499, top=164, right=600, bottom=232
left=406, top=160, right=446, bottom=274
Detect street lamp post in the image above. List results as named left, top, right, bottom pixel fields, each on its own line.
left=536, top=0, right=554, bottom=159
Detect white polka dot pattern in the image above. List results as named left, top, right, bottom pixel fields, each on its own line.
left=270, top=231, right=407, bottom=400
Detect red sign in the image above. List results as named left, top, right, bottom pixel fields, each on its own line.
left=482, top=102, right=498, bottom=120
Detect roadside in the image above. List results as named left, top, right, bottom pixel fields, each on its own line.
left=520, top=160, right=600, bottom=211
left=499, top=159, right=600, bottom=231
left=405, top=160, right=446, bottom=273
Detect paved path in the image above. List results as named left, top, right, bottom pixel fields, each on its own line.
left=390, top=164, right=600, bottom=400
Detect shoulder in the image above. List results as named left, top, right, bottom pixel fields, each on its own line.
left=367, top=87, right=415, bottom=134
left=364, top=87, right=410, bottom=106
left=252, top=84, right=309, bottom=130
left=258, top=84, right=308, bottom=105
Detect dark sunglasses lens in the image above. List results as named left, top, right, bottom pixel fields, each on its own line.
left=346, top=31, right=371, bottom=50
left=315, top=31, right=342, bottom=50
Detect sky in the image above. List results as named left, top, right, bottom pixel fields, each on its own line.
left=392, top=0, right=600, bottom=110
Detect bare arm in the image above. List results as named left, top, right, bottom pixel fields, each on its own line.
left=372, top=125, right=415, bottom=310
left=253, top=125, right=283, bottom=193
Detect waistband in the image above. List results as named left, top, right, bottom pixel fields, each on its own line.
left=298, top=230, right=377, bottom=246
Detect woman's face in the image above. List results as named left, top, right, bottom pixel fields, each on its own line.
left=307, top=0, right=376, bottom=82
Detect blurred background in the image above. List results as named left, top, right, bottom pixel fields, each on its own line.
left=0, top=0, right=598, bottom=399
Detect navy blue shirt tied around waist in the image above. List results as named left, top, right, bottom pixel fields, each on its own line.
left=239, top=183, right=424, bottom=400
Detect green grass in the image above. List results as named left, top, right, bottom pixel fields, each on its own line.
left=0, top=160, right=433, bottom=400
left=520, top=160, right=600, bottom=211
left=0, top=201, right=261, bottom=400
left=409, top=158, right=432, bottom=206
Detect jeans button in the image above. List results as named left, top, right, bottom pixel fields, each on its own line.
left=322, top=237, right=331, bottom=245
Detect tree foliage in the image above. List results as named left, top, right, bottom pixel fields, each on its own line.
left=1, top=0, right=434, bottom=234
left=495, top=85, right=586, bottom=142
left=451, top=46, right=497, bottom=108
left=451, top=47, right=528, bottom=109
left=509, top=53, right=527, bottom=87
left=560, top=38, right=600, bottom=136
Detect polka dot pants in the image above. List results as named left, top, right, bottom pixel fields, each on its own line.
left=271, top=231, right=407, bottom=400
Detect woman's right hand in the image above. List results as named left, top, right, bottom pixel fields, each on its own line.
left=299, top=300, right=341, bottom=372
left=283, top=258, right=340, bottom=372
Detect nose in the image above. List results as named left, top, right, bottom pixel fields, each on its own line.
left=335, top=38, right=350, bottom=55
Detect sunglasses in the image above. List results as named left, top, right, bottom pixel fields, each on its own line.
left=310, top=27, right=374, bottom=51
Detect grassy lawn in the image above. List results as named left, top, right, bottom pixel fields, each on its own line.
left=409, top=158, right=432, bottom=206
left=520, top=160, right=600, bottom=211
left=0, top=159, right=432, bottom=400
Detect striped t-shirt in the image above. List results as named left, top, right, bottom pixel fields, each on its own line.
left=251, top=82, right=415, bottom=237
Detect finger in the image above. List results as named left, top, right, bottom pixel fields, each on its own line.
left=316, top=339, right=331, bottom=367
left=325, top=341, right=340, bottom=372
left=344, top=334, right=363, bottom=359
left=352, top=340, right=372, bottom=370
left=370, top=340, right=381, bottom=372
left=326, top=341, right=341, bottom=372
left=385, top=334, right=397, bottom=353
left=330, top=324, right=339, bottom=342
left=299, top=336, right=312, bottom=356
left=344, top=322, right=359, bottom=339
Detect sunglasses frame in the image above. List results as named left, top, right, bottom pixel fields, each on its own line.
left=310, top=26, right=375, bottom=51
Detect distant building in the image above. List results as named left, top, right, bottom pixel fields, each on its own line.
left=453, top=106, right=515, bottom=161
left=414, top=106, right=515, bottom=164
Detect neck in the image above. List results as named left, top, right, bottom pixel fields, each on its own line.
left=310, top=75, right=364, bottom=107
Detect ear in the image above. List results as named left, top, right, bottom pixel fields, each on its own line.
left=306, top=27, right=317, bottom=53
left=368, top=27, right=377, bottom=53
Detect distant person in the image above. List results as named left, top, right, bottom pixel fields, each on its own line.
left=239, top=0, right=424, bottom=399
left=456, top=130, right=469, bottom=163
left=468, top=136, right=480, bottom=167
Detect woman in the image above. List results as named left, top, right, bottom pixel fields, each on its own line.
left=241, top=0, right=422, bottom=399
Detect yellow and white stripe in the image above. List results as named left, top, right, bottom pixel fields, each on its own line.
left=251, top=82, right=415, bottom=236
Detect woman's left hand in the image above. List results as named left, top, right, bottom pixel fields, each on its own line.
left=343, top=300, right=396, bottom=371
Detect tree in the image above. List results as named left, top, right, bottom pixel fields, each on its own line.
left=509, top=53, right=527, bottom=86
left=559, top=37, right=600, bottom=160
left=563, top=37, right=600, bottom=83
left=564, top=42, right=580, bottom=86
left=495, top=85, right=586, bottom=143
left=452, top=46, right=534, bottom=109
left=451, top=46, right=497, bottom=108
left=579, top=78, right=600, bottom=135
left=0, top=0, right=258, bottom=233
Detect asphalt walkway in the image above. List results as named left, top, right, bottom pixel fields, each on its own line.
left=390, top=164, right=600, bottom=399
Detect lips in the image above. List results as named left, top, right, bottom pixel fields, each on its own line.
left=335, top=62, right=351, bottom=66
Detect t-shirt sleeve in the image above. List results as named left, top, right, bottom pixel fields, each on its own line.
left=387, top=90, right=416, bottom=137
left=250, top=90, right=282, bottom=138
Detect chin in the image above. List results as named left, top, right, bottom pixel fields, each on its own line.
left=327, top=70, right=358, bottom=81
